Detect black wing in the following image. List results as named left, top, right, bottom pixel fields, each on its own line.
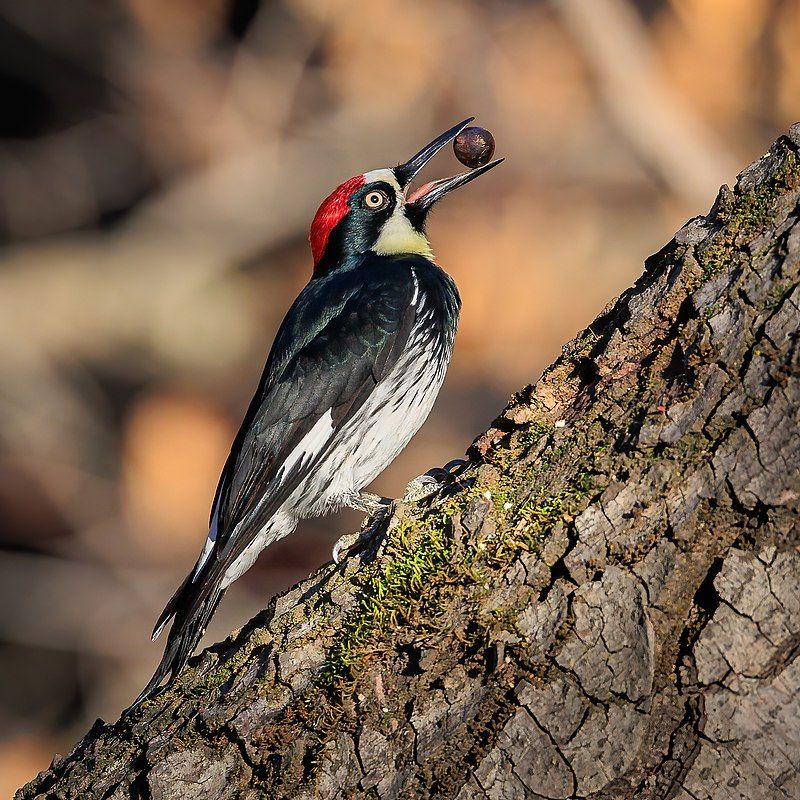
left=133, top=257, right=453, bottom=707
left=134, top=260, right=418, bottom=705
left=211, top=258, right=417, bottom=563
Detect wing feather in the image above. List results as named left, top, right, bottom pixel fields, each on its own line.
left=204, top=260, right=417, bottom=576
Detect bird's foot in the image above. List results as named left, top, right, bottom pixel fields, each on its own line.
left=332, top=530, right=362, bottom=565
left=333, top=492, right=393, bottom=564
left=333, top=462, right=468, bottom=563
left=402, top=458, right=469, bottom=504
left=347, top=490, right=393, bottom=516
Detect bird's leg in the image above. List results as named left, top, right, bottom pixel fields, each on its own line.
left=348, top=491, right=393, bottom=516
left=403, top=458, right=469, bottom=503
left=333, top=492, right=394, bottom=564
left=333, top=461, right=468, bottom=563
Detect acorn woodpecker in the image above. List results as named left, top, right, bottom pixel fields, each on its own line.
left=133, top=118, right=502, bottom=706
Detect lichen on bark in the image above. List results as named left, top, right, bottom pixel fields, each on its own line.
left=18, top=126, right=800, bottom=800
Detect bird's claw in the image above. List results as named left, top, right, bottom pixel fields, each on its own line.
left=333, top=498, right=393, bottom=564
left=402, top=473, right=442, bottom=503
left=334, top=460, right=468, bottom=563
left=332, top=530, right=362, bottom=564
left=402, top=458, right=469, bottom=503
left=348, top=490, right=392, bottom=517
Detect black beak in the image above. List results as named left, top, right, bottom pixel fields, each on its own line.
left=394, top=118, right=503, bottom=227
left=394, top=118, right=475, bottom=188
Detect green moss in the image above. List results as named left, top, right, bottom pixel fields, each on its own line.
left=762, top=282, right=792, bottom=311
left=319, top=493, right=469, bottom=689
left=702, top=301, right=722, bottom=321
left=516, top=420, right=555, bottom=453
left=490, top=492, right=567, bottom=560
left=319, top=434, right=595, bottom=693
left=698, top=150, right=799, bottom=280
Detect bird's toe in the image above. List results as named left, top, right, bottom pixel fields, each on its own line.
left=332, top=508, right=393, bottom=564
left=403, top=473, right=443, bottom=503
left=332, top=531, right=361, bottom=564
left=403, top=458, right=469, bottom=503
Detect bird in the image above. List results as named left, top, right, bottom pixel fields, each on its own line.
left=132, top=118, right=503, bottom=707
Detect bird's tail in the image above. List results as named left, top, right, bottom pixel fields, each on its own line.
left=130, top=569, right=226, bottom=709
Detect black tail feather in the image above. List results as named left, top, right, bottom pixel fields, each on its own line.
left=130, top=575, right=226, bottom=709
left=150, top=570, right=193, bottom=641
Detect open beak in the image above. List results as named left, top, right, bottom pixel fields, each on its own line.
left=393, top=118, right=504, bottom=227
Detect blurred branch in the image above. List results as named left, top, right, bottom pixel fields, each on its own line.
left=754, top=0, right=789, bottom=136
left=0, top=115, right=149, bottom=239
left=0, top=551, right=161, bottom=659
left=0, top=105, right=437, bottom=475
left=0, top=106, right=436, bottom=360
left=553, top=0, right=739, bottom=204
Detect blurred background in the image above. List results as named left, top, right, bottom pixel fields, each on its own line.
left=0, top=0, right=797, bottom=790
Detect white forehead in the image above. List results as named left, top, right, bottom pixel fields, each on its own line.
left=362, top=168, right=402, bottom=195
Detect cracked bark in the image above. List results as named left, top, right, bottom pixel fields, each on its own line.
left=18, top=127, right=800, bottom=800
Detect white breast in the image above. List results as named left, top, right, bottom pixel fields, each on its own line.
left=300, top=281, right=454, bottom=514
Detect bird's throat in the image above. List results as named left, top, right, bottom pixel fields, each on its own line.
left=373, top=211, right=434, bottom=260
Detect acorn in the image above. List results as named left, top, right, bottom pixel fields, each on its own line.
left=454, top=126, right=496, bottom=169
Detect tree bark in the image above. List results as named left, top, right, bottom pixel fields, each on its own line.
left=18, top=127, right=800, bottom=800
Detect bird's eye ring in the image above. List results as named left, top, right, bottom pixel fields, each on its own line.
left=364, top=190, right=389, bottom=210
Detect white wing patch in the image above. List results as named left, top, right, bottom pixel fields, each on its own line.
left=192, top=506, right=219, bottom=580
left=192, top=410, right=335, bottom=584
left=219, top=410, right=335, bottom=589
left=279, top=409, right=334, bottom=476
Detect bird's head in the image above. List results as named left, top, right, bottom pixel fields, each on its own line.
left=309, top=118, right=502, bottom=276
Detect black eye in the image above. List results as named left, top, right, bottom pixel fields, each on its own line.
left=364, top=189, right=389, bottom=210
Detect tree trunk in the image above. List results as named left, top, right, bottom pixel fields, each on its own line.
left=18, top=127, right=800, bottom=800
